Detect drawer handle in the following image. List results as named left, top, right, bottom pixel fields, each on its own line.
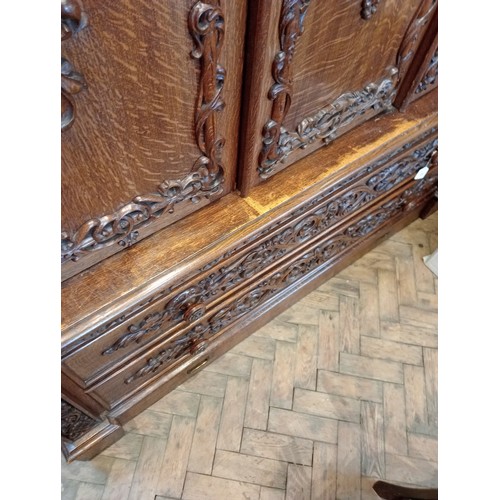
left=183, top=303, right=206, bottom=323
left=187, top=357, right=210, bottom=375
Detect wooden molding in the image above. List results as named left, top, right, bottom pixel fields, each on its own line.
left=396, top=0, right=437, bottom=86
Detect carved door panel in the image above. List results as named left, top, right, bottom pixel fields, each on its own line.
left=238, top=0, right=437, bottom=194
left=61, top=0, right=247, bottom=280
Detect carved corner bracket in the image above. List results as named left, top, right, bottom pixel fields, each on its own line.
left=61, top=1, right=226, bottom=265
left=61, top=0, right=89, bottom=132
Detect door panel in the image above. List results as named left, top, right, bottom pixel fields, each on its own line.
left=238, top=0, right=437, bottom=193
left=61, top=0, right=247, bottom=280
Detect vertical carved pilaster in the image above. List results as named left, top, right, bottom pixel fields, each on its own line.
left=259, top=0, right=312, bottom=177
left=61, top=0, right=88, bottom=131
left=396, top=0, right=437, bottom=85
left=188, top=1, right=226, bottom=195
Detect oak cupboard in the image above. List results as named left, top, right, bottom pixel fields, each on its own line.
left=61, top=0, right=438, bottom=461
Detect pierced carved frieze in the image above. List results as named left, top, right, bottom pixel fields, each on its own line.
left=61, top=0, right=88, bottom=132
left=259, top=68, right=399, bottom=178
left=61, top=400, right=99, bottom=442
left=61, top=1, right=226, bottom=265
left=415, top=48, right=438, bottom=94
left=396, top=0, right=437, bottom=86
left=98, top=136, right=437, bottom=357
left=64, top=129, right=437, bottom=358
left=259, top=0, right=312, bottom=176
left=361, top=0, right=381, bottom=20
left=124, top=162, right=438, bottom=386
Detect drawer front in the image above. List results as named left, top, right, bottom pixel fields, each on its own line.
left=87, top=162, right=438, bottom=409
left=62, top=130, right=437, bottom=388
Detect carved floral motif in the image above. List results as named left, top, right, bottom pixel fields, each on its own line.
left=124, top=159, right=438, bottom=385
left=63, top=129, right=437, bottom=358
left=61, top=1, right=226, bottom=264
left=61, top=400, right=99, bottom=442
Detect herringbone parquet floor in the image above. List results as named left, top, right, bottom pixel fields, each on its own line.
left=62, top=212, right=438, bottom=500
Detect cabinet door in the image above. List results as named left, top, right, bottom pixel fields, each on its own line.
left=238, top=0, right=437, bottom=194
left=61, top=0, right=246, bottom=280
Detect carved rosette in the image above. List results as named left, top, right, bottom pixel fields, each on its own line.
left=61, top=400, right=99, bottom=442
left=98, top=136, right=437, bottom=360
left=415, top=48, right=438, bottom=94
left=361, top=0, right=381, bottom=20
left=396, top=0, right=437, bottom=85
left=61, top=0, right=88, bottom=131
left=259, top=0, right=311, bottom=176
left=124, top=161, right=437, bottom=385
left=61, top=1, right=226, bottom=264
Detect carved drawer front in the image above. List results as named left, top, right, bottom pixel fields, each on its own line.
left=62, top=129, right=437, bottom=389
left=86, top=156, right=438, bottom=410
left=61, top=0, right=247, bottom=280
left=239, top=0, right=437, bottom=193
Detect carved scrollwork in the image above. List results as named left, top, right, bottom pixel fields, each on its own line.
left=101, top=136, right=437, bottom=360
left=396, top=0, right=437, bottom=85
left=259, top=68, right=398, bottom=177
left=415, top=48, right=438, bottom=94
left=61, top=1, right=227, bottom=264
left=361, top=0, right=381, bottom=20
left=63, top=130, right=436, bottom=357
left=124, top=160, right=438, bottom=386
left=61, top=0, right=88, bottom=132
left=259, top=0, right=312, bottom=175
left=61, top=400, right=99, bottom=442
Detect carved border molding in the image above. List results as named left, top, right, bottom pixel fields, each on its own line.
left=103, top=136, right=437, bottom=356
left=63, top=127, right=437, bottom=357
left=415, top=48, right=438, bottom=94
left=396, top=0, right=437, bottom=86
left=361, top=0, right=381, bottom=20
left=124, top=162, right=438, bottom=385
left=61, top=400, right=99, bottom=442
left=61, top=1, right=226, bottom=264
left=259, top=0, right=312, bottom=176
left=61, top=0, right=88, bottom=132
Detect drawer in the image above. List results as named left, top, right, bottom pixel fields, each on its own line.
left=62, top=130, right=438, bottom=388
left=86, top=164, right=438, bottom=409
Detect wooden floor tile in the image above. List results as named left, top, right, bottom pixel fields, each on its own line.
left=212, top=449, right=287, bottom=489
left=336, top=421, right=361, bottom=500
left=317, top=370, right=383, bottom=403
left=182, top=472, right=260, bottom=500
left=270, top=341, right=297, bottom=410
left=240, top=428, right=313, bottom=466
left=317, top=310, right=340, bottom=372
left=311, top=442, right=337, bottom=500
left=294, top=325, right=318, bottom=390
left=101, top=458, right=136, bottom=500
left=286, top=464, right=312, bottom=500
left=244, top=358, right=273, bottom=430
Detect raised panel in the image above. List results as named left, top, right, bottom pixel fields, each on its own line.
left=61, top=0, right=247, bottom=280
left=239, top=0, right=437, bottom=192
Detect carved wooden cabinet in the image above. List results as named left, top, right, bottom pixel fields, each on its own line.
left=61, top=0, right=438, bottom=461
